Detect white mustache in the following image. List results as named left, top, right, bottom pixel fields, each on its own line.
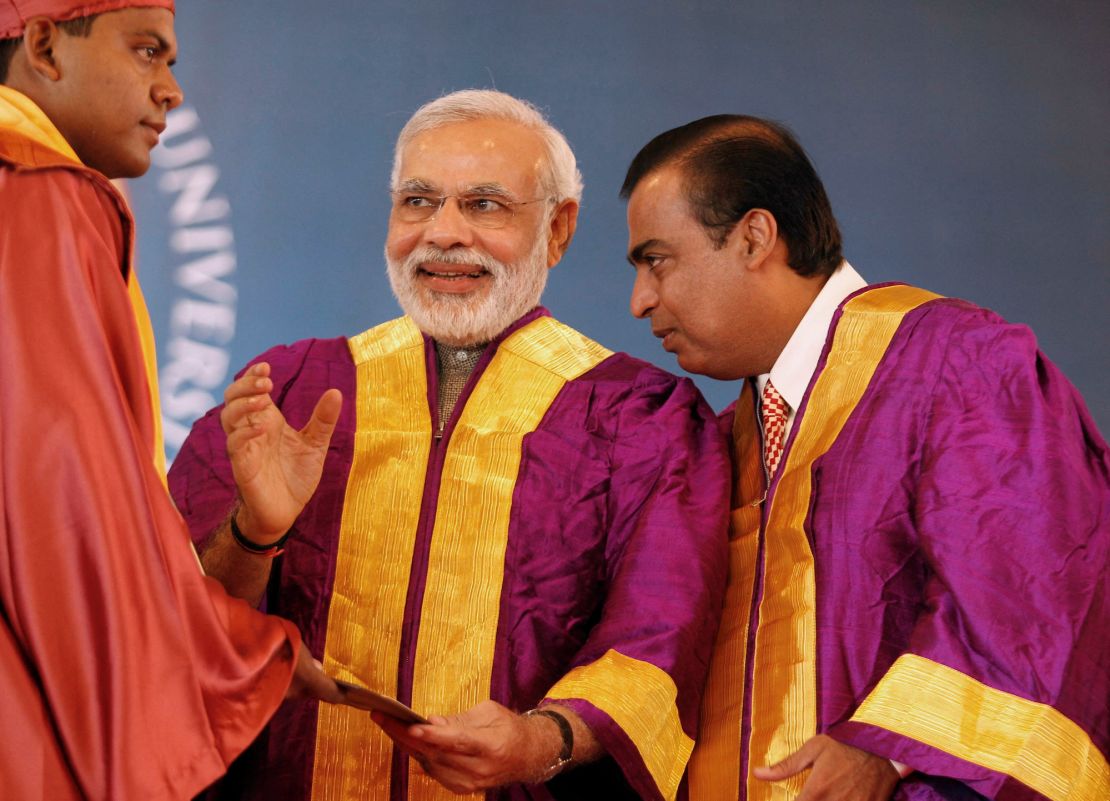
left=404, top=246, right=504, bottom=277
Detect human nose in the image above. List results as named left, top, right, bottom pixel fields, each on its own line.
left=424, top=196, right=475, bottom=250
left=629, top=268, right=658, bottom=319
left=154, top=68, right=184, bottom=111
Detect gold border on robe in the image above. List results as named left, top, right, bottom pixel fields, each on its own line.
left=548, top=648, right=694, bottom=801
left=690, top=285, right=940, bottom=801
left=852, top=654, right=1110, bottom=801
left=312, top=316, right=611, bottom=801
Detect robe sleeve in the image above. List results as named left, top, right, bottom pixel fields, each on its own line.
left=544, top=370, right=731, bottom=801
left=0, top=166, right=300, bottom=801
left=827, top=311, right=1110, bottom=801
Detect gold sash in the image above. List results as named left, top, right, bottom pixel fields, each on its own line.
left=312, top=316, right=610, bottom=801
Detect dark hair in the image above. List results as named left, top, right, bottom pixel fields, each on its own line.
left=0, top=39, right=19, bottom=83
left=620, top=114, right=842, bottom=278
left=0, top=15, right=99, bottom=84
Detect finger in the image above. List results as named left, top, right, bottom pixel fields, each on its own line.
left=413, top=758, right=478, bottom=795
left=226, top=425, right=266, bottom=454
left=753, top=738, right=822, bottom=781
left=223, top=371, right=274, bottom=406
left=221, top=394, right=275, bottom=429
left=220, top=397, right=275, bottom=440
left=411, top=725, right=484, bottom=756
left=300, top=388, right=343, bottom=448
left=371, top=712, right=429, bottom=750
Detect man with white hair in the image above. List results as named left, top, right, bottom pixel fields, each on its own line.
left=169, top=90, right=730, bottom=801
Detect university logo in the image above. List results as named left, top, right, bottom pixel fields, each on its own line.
left=149, top=106, right=239, bottom=463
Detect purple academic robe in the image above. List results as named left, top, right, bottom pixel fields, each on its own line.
left=703, top=284, right=1109, bottom=801
left=170, top=308, right=730, bottom=801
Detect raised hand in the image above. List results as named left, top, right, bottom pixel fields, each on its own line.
left=220, top=362, right=342, bottom=544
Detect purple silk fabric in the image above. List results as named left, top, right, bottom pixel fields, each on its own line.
left=169, top=313, right=730, bottom=801
left=170, top=336, right=357, bottom=799
left=733, top=289, right=1109, bottom=801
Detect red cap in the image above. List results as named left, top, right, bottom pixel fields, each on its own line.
left=0, top=1, right=174, bottom=39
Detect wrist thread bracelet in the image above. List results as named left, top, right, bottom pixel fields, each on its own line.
left=229, top=513, right=291, bottom=558
left=524, top=707, right=573, bottom=781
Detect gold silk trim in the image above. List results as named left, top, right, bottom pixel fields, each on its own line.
left=0, top=86, right=81, bottom=163
left=548, top=649, right=693, bottom=801
left=312, top=318, right=431, bottom=801
left=312, top=316, right=611, bottom=801
left=687, top=382, right=764, bottom=801
left=111, top=179, right=166, bottom=481
left=852, top=654, right=1110, bottom=801
left=125, top=233, right=168, bottom=483
left=745, top=285, right=941, bottom=801
left=408, top=316, right=611, bottom=801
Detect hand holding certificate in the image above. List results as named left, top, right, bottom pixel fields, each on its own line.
left=333, top=679, right=428, bottom=724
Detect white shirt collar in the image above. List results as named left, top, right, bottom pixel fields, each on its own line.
left=756, top=261, right=867, bottom=411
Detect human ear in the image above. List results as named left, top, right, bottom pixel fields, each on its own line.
left=20, top=17, right=64, bottom=82
left=737, top=208, right=778, bottom=264
left=546, top=199, right=579, bottom=268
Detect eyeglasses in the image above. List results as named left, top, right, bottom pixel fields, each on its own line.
left=390, top=191, right=551, bottom=229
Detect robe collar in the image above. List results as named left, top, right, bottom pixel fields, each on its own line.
left=0, top=85, right=82, bottom=166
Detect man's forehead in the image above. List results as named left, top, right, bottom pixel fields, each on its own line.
left=397, top=119, right=545, bottom=188
left=0, top=0, right=175, bottom=39
left=112, top=7, right=178, bottom=46
left=628, top=166, right=695, bottom=223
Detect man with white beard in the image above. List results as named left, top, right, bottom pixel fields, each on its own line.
left=169, top=90, right=730, bottom=801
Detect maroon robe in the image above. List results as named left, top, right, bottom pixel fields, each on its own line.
left=1, top=90, right=300, bottom=800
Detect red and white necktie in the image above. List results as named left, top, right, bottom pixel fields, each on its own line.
left=761, top=380, right=789, bottom=477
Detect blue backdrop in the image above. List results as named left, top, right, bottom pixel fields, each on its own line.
left=126, top=1, right=1110, bottom=460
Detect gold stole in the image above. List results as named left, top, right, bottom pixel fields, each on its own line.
left=688, top=285, right=940, bottom=801
left=687, top=381, right=764, bottom=799
left=311, top=316, right=611, bottom=801
left=126, top=265, right=168, bottom=482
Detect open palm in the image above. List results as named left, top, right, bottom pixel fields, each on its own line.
left=220, top=362, right=343, bottom=543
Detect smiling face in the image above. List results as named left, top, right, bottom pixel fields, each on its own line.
left=626, top=165, right=785, bottom=380
left=44, top=8, right=181, bottom=178
left=385, top=117, right=573, bottom=346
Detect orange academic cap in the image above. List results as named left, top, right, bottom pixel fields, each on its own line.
left=0, top=0, right=174, bottom=39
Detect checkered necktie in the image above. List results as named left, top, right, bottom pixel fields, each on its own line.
left=761, top=380, right=789, bottom=477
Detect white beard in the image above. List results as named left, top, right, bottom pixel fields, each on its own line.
left=386, top=234, right=549, bottom=346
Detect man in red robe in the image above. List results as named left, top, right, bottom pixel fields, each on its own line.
left=0, top=3, right=340, bottom=799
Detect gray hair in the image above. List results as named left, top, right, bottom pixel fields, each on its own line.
left=390, top=89, right=584, bottom=204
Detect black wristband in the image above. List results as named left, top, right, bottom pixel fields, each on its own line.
left=229, top=513, right=291, bottom=556
left=525, top=707, right=573, bottom=779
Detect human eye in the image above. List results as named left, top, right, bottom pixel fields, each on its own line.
left=642, top=253, right=667, bottom=271
left=464, top=196, right=510, bottom=215
left=401, top=195, right=437, bottom=209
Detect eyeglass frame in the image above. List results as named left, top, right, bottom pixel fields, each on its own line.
left=389, top=188, right=554, bottom=229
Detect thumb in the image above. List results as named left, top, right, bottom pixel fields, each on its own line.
left=753, top=739, right=820, bottom=781
left=301, top=388, right=343, bottom=447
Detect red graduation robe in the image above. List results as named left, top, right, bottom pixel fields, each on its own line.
left=0, top=86, right=300, bottom=800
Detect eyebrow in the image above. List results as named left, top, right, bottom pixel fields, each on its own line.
left=135, top=30, right=177, bottom=65
left=394, top=178, right=438, bottom=194
left=627, top=239, right=664, bottom=266
left=392, top=179, right=516, bottom=199
left=463, top=183, right=514, bottom=199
